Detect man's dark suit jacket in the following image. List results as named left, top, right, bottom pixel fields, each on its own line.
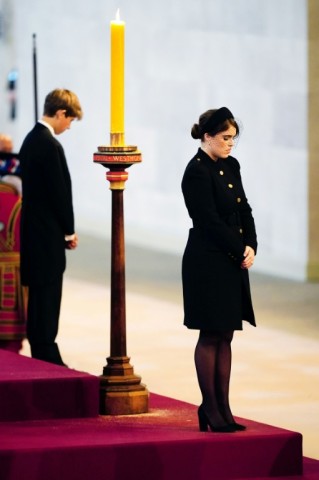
left=19, top=123, right=75, bottom=286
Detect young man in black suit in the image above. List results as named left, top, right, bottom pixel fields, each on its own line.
left=19, top=89, right=83, bottom=366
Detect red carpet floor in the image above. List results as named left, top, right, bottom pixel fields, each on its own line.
left=0, top=350, right=99, bottom=421
left=0, top=350, right=318, bottom=480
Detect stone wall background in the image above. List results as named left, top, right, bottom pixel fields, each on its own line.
left=0, top=0, right=308, bottom=279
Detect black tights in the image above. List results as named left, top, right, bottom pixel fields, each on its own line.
left=195, top=329, right=235, bottom=427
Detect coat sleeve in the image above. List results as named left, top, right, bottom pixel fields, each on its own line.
left=227, top=157, right=258, bottom=254
left=42, top=139, right=75, bottom=236
left=182, top=160, right=246, bottom=262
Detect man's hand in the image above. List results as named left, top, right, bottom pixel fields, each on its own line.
left=241, top=245, right=255, bottom=269
left=65, top=233, right=78, bottom=250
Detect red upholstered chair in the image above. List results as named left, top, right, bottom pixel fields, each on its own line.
left=0, top=181, right=27, bottom=352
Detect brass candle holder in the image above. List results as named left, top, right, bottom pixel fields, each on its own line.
left=93, top=136, right=149, bottom=415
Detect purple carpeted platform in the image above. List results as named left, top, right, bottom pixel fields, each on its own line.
left=1, top=350, right=319, bottom=480
left=0, top=350, right=99, bottom=420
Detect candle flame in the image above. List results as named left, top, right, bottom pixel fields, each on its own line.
left=116, top=8, right=120, bottom=21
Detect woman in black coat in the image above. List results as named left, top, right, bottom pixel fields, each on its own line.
left=181, top=107, right=257, bottom=432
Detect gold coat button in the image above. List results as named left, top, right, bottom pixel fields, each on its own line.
left=228, top=184, right=233, bottom=188
left=239, top=228, right=243, bottom=234
left=237, top=197, right=241, bottom=203
left=219, top=170, right=224, bottom=175
left=197, top=157, right=201, bottom=162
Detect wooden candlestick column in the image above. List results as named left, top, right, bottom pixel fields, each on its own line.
left=93, top=144, right=149, bottom=415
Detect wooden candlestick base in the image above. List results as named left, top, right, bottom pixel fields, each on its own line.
left=100, top=356, right=148, bottom=415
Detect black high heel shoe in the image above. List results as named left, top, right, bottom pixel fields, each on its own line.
left=228, top=422, right=246, bottom=431
left=218, top=405, right=247, bottom=431
left=198, top=406, right=237, bottom=433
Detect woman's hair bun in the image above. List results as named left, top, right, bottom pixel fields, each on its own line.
left=191, top=123, right=201, bottom=139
